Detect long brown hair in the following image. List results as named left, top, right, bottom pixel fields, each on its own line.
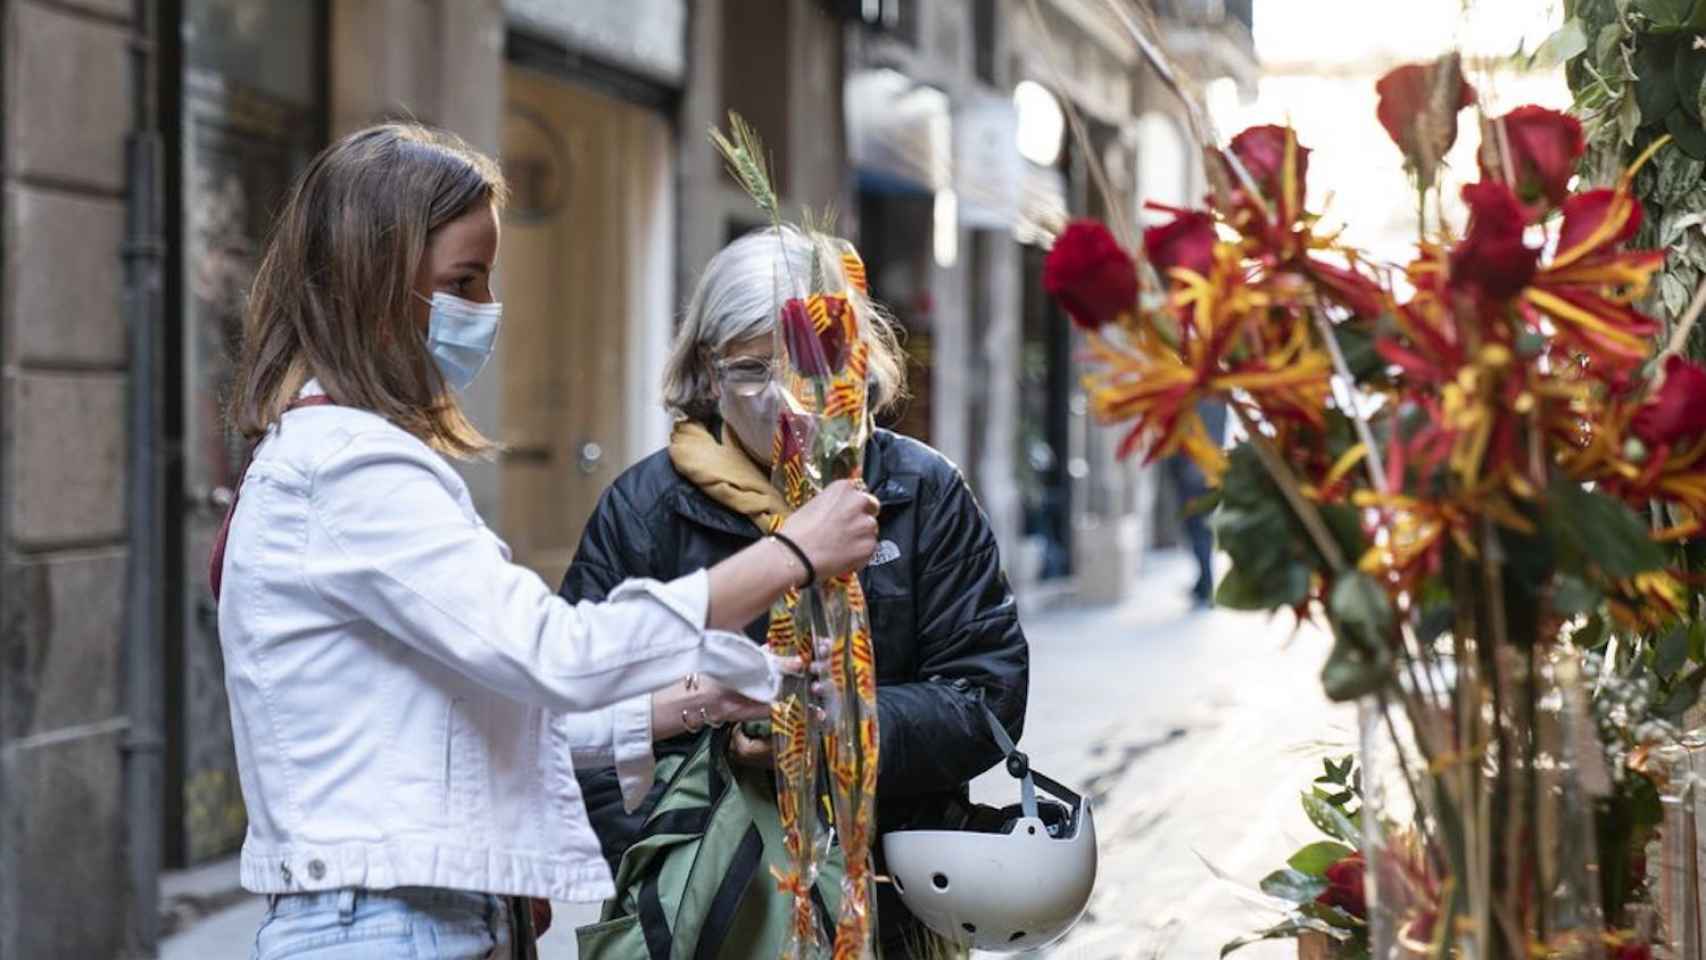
left=229, top=122, right=508, bottom=458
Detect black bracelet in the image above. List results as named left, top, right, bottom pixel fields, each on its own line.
left=769, top=532, right=816, bottom=589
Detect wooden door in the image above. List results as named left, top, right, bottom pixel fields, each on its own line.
left=498, top=68, right=670, bottom=582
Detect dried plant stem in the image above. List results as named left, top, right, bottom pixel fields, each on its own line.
left=1312, top=309, right=1389, bottom=493
left=1653, top=271, right=1706, bottom=373
left=1230, top=404, right=1348, bottom=572
left=1021, top=0, right=1138, bottom=251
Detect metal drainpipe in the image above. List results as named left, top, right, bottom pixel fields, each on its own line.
left=121, top=0, right=166, bottom=955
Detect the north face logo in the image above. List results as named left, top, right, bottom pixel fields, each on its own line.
left=868, top=540, right=901, bottom=566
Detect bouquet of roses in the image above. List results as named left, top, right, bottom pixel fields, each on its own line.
left=1043, top=45, right=1693, bottom=957
left=713, top=115, right=883, bottom=960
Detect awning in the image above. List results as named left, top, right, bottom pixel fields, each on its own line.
left=846, top=68, right=952, bottom=196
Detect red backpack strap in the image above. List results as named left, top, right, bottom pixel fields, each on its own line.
left=208, top=395, right=336, bottom=602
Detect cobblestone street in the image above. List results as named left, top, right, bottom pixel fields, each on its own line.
left=991, top=553, right=1356, bottom=959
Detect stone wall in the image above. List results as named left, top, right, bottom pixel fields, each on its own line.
left=0, top=0, right=137, bottom=955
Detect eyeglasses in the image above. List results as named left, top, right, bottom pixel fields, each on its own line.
left=714, top=356, right=775, bottom=397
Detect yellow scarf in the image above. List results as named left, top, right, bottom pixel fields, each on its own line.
left=667, top=420, right=792, bottom=531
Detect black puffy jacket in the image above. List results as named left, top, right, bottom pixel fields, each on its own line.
left=559, top=426, right=1029, bottom=946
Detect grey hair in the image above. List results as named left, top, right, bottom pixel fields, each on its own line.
left=663, top=226, right=907, bottom=422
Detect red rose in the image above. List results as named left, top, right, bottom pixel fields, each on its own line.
left=1556, top=187, right=1645, bottom=258
left=779, top=295, right=852, bottom=378
left=1044, top=220, right=1138, bottom=330
left=1316, top=852, right=1368, bottom=919
left=1228, top=124, right=1310, bottom=201
left=1143, top=210, right=1216, bottom=279
left=1448, top=181, right=1539, bottom=300
left=1633, top=356, right=1706, bottom=447
left=1481, top=106, right=1584, bottom=217
left=1305, top=256, right=1388, bottom=318
left=1375, top=58, right=1476, bottom=181
left=772, top=408, right=812, bottom=466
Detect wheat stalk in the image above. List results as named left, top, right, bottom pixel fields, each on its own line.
left=709, top=111, right=780, bottom=224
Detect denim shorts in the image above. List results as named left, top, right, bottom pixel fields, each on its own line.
left=251, top=887, right=512, bottom=959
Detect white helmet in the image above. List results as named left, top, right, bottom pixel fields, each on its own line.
left=881, top=704, right=1097, bottom=952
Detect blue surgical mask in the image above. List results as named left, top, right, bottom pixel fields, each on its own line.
left=414, top=290, right=502, bottom=391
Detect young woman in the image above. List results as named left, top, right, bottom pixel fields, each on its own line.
left=216, top=123, right=879, bottom=960
left=560, top=227, right=1029, bottom=957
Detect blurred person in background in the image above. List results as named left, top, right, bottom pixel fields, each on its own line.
left=1164, top=398, right=1228, bottom=608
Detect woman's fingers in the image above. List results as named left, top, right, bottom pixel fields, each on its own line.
left=727, top=726, right=776, bottom=768
left=779, top=479, right=880, bottom=580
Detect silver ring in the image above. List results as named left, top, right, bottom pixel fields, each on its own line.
left=700, top=706, right=721, bottom=729
left=682, top=708, right=700, bottom=733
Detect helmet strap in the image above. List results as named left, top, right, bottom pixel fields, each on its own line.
left=977, top=699, right=1086, bottom=830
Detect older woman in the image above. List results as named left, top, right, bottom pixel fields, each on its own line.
left=559, top=227, right=1028, bottom=957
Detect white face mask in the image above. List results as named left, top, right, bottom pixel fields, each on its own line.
left=720, top=382, right=785, bottom=467
left=414, top=290, right=502, bottom=391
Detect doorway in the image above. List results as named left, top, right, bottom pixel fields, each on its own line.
left=497, top=66, right=674, bottom=583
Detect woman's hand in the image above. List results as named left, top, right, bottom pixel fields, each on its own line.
left=728, top=725, right=774, bottom=768
left=779, top=478, right=880, bottom=581
left=704, top=478, right=878, bottom=630
left=650, top=674, right=775, bottom=741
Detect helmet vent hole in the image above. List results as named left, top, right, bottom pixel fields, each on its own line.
left=931, top=872, right=950, bottom=891
left=1010, top=931, right=1027, bottom=942
left=962, top=923, right=977, bottom=935
left=1027, top=825, right=1037, bottom=835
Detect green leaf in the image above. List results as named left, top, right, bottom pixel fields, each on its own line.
left=1334, top=322, right=1384, bottom=381
left=1657, top=665, right=1706, bottom=720
left=1221, top=918, right=1316, bottom=958
left=1666, top=107, right=1706, bottom=160
left=1544, top=477, right=1666, bottom=579
left=1330, top=572, right=1394, bottom=642
left=1620, top=87, right=1645, bottom=145
left=1261, top=867, right=1329, bottom=903
left=1655, top=624, right=1692, bottom=677
left=1213, top=444, right=1318, bottom=611
left=1299, top=901, right=1366, bottom=931
left=1303, top=791, right=1361, bottom=846
left=1322, top=630, right=1391, bottom=701
left=1321, top=503, right=1370, bottom=566
left=1634, top=37, right=1681, bottom=121
left=1215, top=563, right=1309, bottom=611
left=1185, top=489, right=1222, bottom=517
left=1534, top=18, right=1592, bottom=66
left=1571, top=611, right=1610, bottom=650
left=1322, top=573, right=1396, bottom=700
left=1595, top=20, right=1627, bottom=65
left=1289, top=840, right=1355, bottom=876
left=1662, top=270, right=1694, bottom=318
left=1635, top=0, right=1697, bottom=27
left=1553, top=574, right=1603, bottom=617
left=1678, top=37, right=1706, bottom=120
left=1656, top=151, right=1706, bottom=203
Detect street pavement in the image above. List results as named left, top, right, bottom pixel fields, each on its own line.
left=162, top=550, right=1352, bottom=959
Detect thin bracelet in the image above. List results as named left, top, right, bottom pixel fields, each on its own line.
left=769, top=532, right=816, bottom=588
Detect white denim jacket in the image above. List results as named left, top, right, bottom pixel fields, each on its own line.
left=217, top=384, right=779, bottom=902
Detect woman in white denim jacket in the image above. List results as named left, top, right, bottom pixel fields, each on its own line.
left=217, top=123, right=879, bottom=960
